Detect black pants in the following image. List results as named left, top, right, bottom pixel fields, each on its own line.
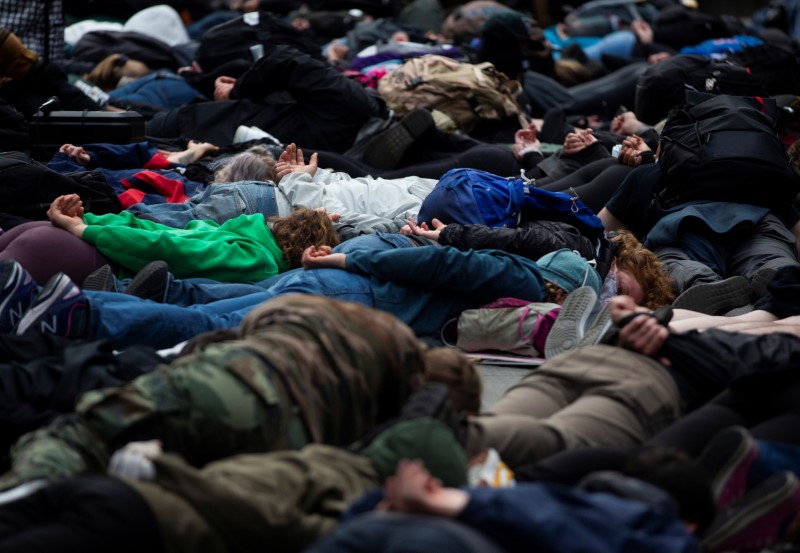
left=0, top=475, right=163, bottom=553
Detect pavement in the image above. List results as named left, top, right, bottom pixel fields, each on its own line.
left=477, top=364, right=531, bottom=410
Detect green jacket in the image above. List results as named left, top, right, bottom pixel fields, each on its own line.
left=82, top=211, right=288, bottom=282
left=129, top=446, right=379, bottom=553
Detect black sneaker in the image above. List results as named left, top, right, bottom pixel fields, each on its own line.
left=123, top=261, right=169, bottom=303
left=751, top=266, right=778, bottom=299
left=361, top=108, right=434, bottom=170
left=544, top=286, right=597, bottom=358
left=672, top=276, right=754, bottom=315
left=0, top=260, right=38, bottom=333
left=82, top=264, right=117, bottom=292
left=696, top=426, right=758, bottom=510
left=702, top=471, right=800, bottom=553
left=15, top=273, right=88, bottom=337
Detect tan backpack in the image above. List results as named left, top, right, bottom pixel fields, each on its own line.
left=377, top=54, right=528, bottom=133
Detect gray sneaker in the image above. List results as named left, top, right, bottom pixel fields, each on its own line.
left=672, top=276, right=753, bottom=315
left=544, top=286, right=597, bottom=358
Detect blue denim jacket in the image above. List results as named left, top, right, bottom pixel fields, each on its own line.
left=127, top=181, right=280, bottom=227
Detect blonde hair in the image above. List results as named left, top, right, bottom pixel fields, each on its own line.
left=214, top=145, right=276, bottom=183
left=84, top=54, right=150, bottom=91
left=612, top=230, right=674, bottom=308
left=269, top=208, right=340, bottom=269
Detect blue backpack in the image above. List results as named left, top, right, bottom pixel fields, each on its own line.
left=417, top=168, right=605, bottom=239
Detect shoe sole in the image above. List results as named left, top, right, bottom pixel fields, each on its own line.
left=702, top=472, right=798, bottom=552
left=15, top=275, right=75, bottom=335
left=751, top=267, right=777, bottom=299
left=544, top=287, right=597, bottom=358
left=576, top=304, right=612, bottom=348
left=123, top=261, right=168, bottom=302
left=82, top=265, right=116, bottom=292
left=697, top=426, right=756, bottom=509
left=362, top=109, right=433, bottom=169
left=672, top=276, right=753, bottom=315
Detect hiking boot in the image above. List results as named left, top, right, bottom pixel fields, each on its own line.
left=123, top=261, right=168, bottom=303
left=361, top=108, right=434, bottom=170
left=702, top=471, right=800, bottom=553
left=82, top=264, right=117, bottom=293
left=544, top=286, right=597, bottom=358
left=0, top=260, right=38, bottom=333
left=672, top=276, right=754, bottom=315
left=697, top=426, right=759, bottom=510
left=15, top=273, right=88, bottom=337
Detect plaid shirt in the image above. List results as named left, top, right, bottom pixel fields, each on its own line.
left=0, top=0, right=64, bottom=63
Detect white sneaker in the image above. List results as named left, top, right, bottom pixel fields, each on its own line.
left=233, top=125, right=281, bottom=145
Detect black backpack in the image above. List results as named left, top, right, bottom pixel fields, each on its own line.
left=195, top=12, right=323, bottom=73
left=656, top=92, right=800, bottom=210
left=635, top=54, right=767, bottom=125
left=727, top=42, right=800, bottom=97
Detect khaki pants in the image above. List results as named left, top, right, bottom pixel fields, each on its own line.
left=467, top=345, right=682, bottom=468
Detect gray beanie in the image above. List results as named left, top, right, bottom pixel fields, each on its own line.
left=537, top=248, right=602, bottom=295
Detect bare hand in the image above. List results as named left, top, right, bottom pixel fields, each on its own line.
left=562, top=128, right=596, bottom=155
left=400, top=217, right=446, bottom=241
left=214, top=76, right=237, bottom=101
left=301, top=246, right=346, bottom=269
left=48, top=194, right=88, bottom=237
left=165, top=140, right=219, bottom=165
left=59, top=143, right=91, bottom=165
left=512, top=124, right=541, bottom=160
left=617, top=134, right=651, bottom=167
left=273, top=143, right=318, bottom=182
left=384, top=460, right=469, bottom=517
left=610, top=112, right=645, bottom=135
left=610, top=296, right=670, bottom=357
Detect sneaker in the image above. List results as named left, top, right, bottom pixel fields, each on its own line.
left=15, top=273, right=88, bottom=337
left=361, top=108, right=434, bottom=170
left=575, top=303, right=612, bottom=348
left=702, top=471, right=800, bottom=553
left=751, top=266, right=778, bottom=299
left=0, top=260, right=38, bottom=333
left=544, top=286, right=597, bottom=358
left=697, top=426, right=759, bottom=510
left=672, top=276, right=754, bottom=315
left=232, top=125, right=281, bottom=146
left=82, top=264, right=117, bottom=293
left=123, top=261, right=168, bottom=302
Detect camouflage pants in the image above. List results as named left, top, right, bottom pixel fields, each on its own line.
left=2, top=345, right=306, bottom=488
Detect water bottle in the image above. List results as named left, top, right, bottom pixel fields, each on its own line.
left=612, top=144, right=622, bottom=159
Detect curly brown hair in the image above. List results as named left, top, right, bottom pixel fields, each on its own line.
left=269, top=208, right=340, bottom=269
left=612, top=230, right=674, bottom=309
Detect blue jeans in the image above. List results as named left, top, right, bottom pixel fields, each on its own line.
left=161, top=232, right=419, bottom=305
left=128, top=181, right=280, bottom=228
left=89, top=268, right=375, bottom=349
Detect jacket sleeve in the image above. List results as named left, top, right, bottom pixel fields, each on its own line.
left=152, top=453, right=336, bottom=553
left=346, top=246, right=546, bottom=304
left=439, top=221, right=596, bottom=262
left=82, top=212, right=283, bottom=281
